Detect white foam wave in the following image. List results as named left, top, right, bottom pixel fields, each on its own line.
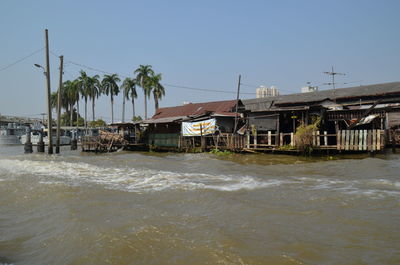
left=1, top=158, right=399, bottom=199
left=0, top=159, right=282, bottom=192
left=295, top=176, right=400, bottom=198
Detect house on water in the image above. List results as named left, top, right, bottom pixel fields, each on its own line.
left=240, top=82, right=400, bottom=151
left=142, top=100, right=243, bottom=150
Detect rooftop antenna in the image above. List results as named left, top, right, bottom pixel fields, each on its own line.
left=323, top=66, right=345, bottom=90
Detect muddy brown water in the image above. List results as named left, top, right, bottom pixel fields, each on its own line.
left=0, top=145, right=399, bottom=265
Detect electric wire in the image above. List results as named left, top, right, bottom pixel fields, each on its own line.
left=0, top=47, right=44, bottom=72
left=48, top=51, right=256, bottom=95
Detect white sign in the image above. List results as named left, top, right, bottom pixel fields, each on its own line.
left=182, top=118, right=216, bottom=136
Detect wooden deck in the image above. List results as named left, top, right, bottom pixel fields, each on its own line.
left=81, top=129, right=392, bottom=154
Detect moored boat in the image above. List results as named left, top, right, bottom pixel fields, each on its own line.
left=20, top=130, right=72, bottom=146
left=0, top=123, right=27, bottom=145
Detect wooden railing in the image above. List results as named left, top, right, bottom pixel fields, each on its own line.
left=336, top=130, right=385, bottom=151
left=246, top=132, right=294, bottom=148
left=246, top=130, right=386, bottom=151
left=179, top=134, right=246, bottom=151
left=159, top=130, right=388, bottom=152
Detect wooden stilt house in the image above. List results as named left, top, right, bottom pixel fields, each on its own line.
left=241, top=82, right=400, bottom=151
left=142, top=100, right=243, bottom=150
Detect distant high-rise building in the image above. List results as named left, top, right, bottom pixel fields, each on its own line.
left=301, top=85, right=319, bottom=93
left=256, top=85, right=280, bottom=98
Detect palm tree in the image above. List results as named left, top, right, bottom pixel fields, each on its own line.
left=150, top=73, right=165, bottom=111
left=87, top=75, right=101, bottom=122
left=50, top=92, right=58, bottom=111
left=101, top=74, right=120, bottom=123
left=70, top=79, right=80, bottom=127
left=65, top=80, right=80, bottom=126
left=121, top=77, right=137, bottom=122
left=51, top=82, right=69, bottom=112
left=77, top=71, right=90, bottom=128
left=134, top=65, right=154, bottom=119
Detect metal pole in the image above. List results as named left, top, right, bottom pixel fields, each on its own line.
left=56, top=55, right=63, bottom=154
left=233, top=74, right=241, bottom=133
left=45, top=29, right=53, bottom=154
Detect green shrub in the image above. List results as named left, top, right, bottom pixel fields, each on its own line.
left=294, top=117, right=321, bottom=154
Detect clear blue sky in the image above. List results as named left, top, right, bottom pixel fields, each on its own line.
left=1, top=0, right=399, bottom=122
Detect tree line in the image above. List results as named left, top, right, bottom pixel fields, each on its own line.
left=51, top=64, right=165, bottom=127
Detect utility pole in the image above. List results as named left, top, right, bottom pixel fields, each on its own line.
left=45, top=29, right=53, bottom=154
left=56, top=55, right=63, bottom=154
left=233, top=74, right=241, bottom=133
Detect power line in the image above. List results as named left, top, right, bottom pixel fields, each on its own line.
left=0, top=47, right=44, bottom=72
left=162, top=83, right=254, bottom=95
left=49, top=51, right=256, bottom=95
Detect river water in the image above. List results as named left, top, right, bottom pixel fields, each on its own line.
left=0, top=145, right=399, bottom=265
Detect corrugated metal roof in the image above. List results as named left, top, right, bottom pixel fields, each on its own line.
left=150, top=100, right=238, bottom=120
left=243, top=82, right=400, bottom=112
left=141, top=116, right=188, bottom=124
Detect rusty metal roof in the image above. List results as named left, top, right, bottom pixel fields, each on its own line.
left=150, top=100, right=238, bottom=120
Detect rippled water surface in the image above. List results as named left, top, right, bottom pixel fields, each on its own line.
left=0, top=145, right=399, bottom=264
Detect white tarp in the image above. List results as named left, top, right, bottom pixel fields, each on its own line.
left=182, top=118, right=216, bottom=136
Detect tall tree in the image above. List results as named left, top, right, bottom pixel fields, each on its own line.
left=65, top=80, right=79, bottom=126
left=51, top=81, right=69, bottom=112
left=87, top=75, right=101, bottom=122
left=150, top=73, right=165, bottom=111
left=134, top=65, right=154, bottom=119
left=50, top=80, right=79, bottom=126
left=77, top=70, right=90, bottom=128
left=70, top=79, right=80, bottom=127
left=121, top=77, right=137, bottom=122
left=101, top=74, right=121, bottom=124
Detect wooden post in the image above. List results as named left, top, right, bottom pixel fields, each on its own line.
left=324, top=131, right=328, bottom=146
left=276, top=114, right=280, bottom=146
left=233, top=75, right=241, bottom=133
left=44, top=29, right=53, bottom=154
left=363, top=130, right=367, bottom=150
left=24, top=127, right=33, bottom=153
left=253, top=126, right=257, bottom=148
left=268, top=131, right=272, bottom=146
left=367, top=130, right=372, bottom=151
left=56, top=55, right=63, bottom=154
left=312, top=131, right=316, bottom=146
left=390, top=129, right=396, bottom=153
left=350, top=130, right=354, bottom=150
left=337, top=130, right=341, bottom=150
left=372, top=129, right=377, bottom=151
left=200, top=124, right=205, bottom=151
left=354, top=130, right=359, bottom=150
left=345, top=130, right=350, bottom=150
left=290, top=132, right=294, bottom=146
left=280, top=133, right=283, bottom=146
left=37, top=130, right=45, bottom=152
left=246, top=130, right=250, bottom=148
left=376, top=129, right=381, bottom=150
left=341, top=130, right=346, bottom=150
left=316, top=131, right=320, bottom=146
